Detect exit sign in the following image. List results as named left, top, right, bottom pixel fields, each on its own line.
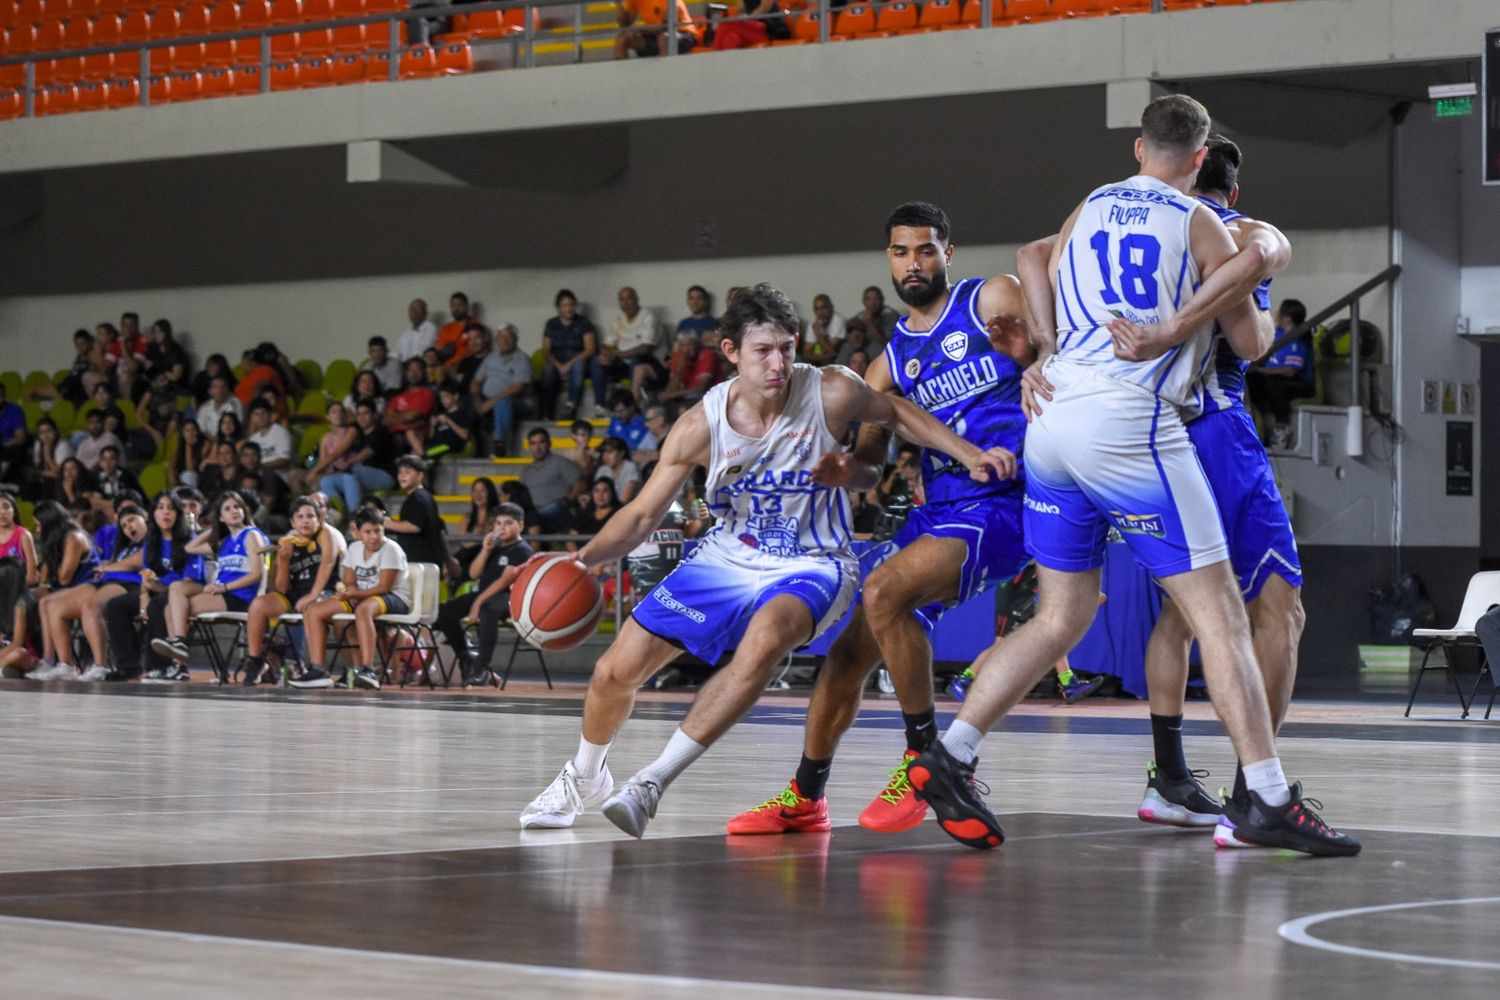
left=1437, top=96, right=1475, bottom=117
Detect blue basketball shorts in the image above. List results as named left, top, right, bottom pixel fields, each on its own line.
left=631, top=536, right=857, bottom=663
left=1187, top=406, right=1302, bottom=601
left=1022, top=359, right=1228, bottom=578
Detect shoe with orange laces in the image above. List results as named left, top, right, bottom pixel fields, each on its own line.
left=908, top=741, right=1004, bottom=850
left=858, top=749, right=930, bottom=833
left=725, top=780, right=832, bottom=835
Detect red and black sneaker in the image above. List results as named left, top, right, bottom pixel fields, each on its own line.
left=1226, top=782, right=1361, bottom=857
left=908, top=741, right=1004, bottom=850
left=725, top=780, right=832, bottom=835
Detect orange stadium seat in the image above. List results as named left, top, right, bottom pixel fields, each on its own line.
left=0, top=87, right=21, bottom=120
left=330, top=0, right=364, bottom=54
left=463, top=11, right=517, bottom=40
left=114, top=10, right=146, bottom=77
left=0, top=60, right=20, bottom=87
left=435, top=38, right=471, bottom=75
left=105, top=74, right=137, bottom=106
left=35, top=18, right=63, bottom=52
left=232, top=58, right=263, bottom=92
left=772, top=9, right=821, bottom=44
left=121, top=0, right=153, bottom=11
left=35, top=81, right=77, bottom=115
left=199, top=63, right=235, bottom=96
left=364, top=0, right=403, bottom=48
left=62, top=12, right=92, bottom=50
left=1000, top=0, right=1060, bottom=24
left=832, top=3, right=881, bottom=38
left=913, top=0, right=962, bottom=30
left=0, top=1, right=16, bottom=30
left=268, top=56, right=299, bottom=89
left=204, top=2, right=239, bottom=67
left=6, top=22, right=32, bottom=55
left=94, top=0, right=124, bottom=14
left=147, top=8, right=180, bottom=66
left=363, top=47, right=392, bottom=80
left=168, top=67, right=202, bottom=100
left=398, top=43, right=437, bottom=78
left=876, top=1, right=919, bottom=34
left=329, top=50, right=364, bottom=83
left=147, top=68, right=171, bottom=102
left=17, top=0, right=44, bottom=27
left=175, top=4, right=210, bottom=72
left=298, top=52, right=333, bottom=85
left=238, top=0, right=272, bottom=64
left=269, top=0, right=302, bottom=58
left=81, top=16, right=118, bottom=80
left=298, top=0, right=334, bottom=57
left=74, top=76, right=108, bottom=110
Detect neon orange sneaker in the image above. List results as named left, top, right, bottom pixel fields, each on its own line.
left=858, top=750, right=930, bottom=833
left=725, top=780, right=832, bottom=835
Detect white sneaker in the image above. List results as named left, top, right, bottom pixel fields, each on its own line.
left=77, top=664, right=110, bottom=682
left=602, top=774, right=663, bottom=839
left=26, top=662, right=76, bottom=682
left=592, top=404, right=609, bottom=420
left=520, top=762, right=614, bottom=829
left=875, top=668, right=896, bottom=695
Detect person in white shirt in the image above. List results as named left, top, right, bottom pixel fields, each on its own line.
left=802, top=294, right=845, bottom=366
left=195, top=375, right=243, bottom=437
left=245, top=399, right=295, bottom=472
left=361, top=336, right=403, bottom=389
left=601, top=286, right=666, bottom=400
left=395, top=299, right=438, bottom=362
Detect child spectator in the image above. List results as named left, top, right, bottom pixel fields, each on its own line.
left=434, top=502, right=531, bottom=687
left=240, top=496, right=341, bottom=686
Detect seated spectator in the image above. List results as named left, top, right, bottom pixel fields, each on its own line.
left=74, top=409, right=124, bottom=472
left=397, top=298, right=437, bottom=362
left=878, top=443, right=924, bottom=508
left=801, top=293, right=844, bottom=365
left=199, top=440, right=245, bottom=500
left=563, top=419, right=599, bottom=481
left=574, top=477, right=621, bottom=536
left=541, top=289, right=602, bottom=420
left=134, top=368, right=183, bottom=460
left=1247, top=298, right=1315, bottom=449
left=144, top=319, right=190, bottom=395
left=857, top=285, right=899, bottom=346
left=235, top=341, right=297, bottom=407
left=601, top=286, right=666, bottom=401
left=423, top=348, right=445, bottom=386
left=434, top=502, right=531, bottom=687
left=39, top=501, right=147, bottom=681
left=835, top=319, right=874, bottom=369
left=386, top=358, right=437, bottom=443
left=450, top=323, right=490, bottom=384
left=191, top=354, right=238, bottom=404
left=170, top=418, right=207, bottom=492
left=239, top=441, right=291, bottom=527
left=606, top=390, right=659, bottom=458
left=845, top=349, right=871, bottom=379
left=345, top=370, right=387, bottom=414
left=614, top=0, right=698, bottom=57
left=473, top=323, right=531, bottom=456
left=638, top=405, right=671, bottom=463
left=319, top=400, right=398, bottom=516
left=362, top=335, right=402, bottom=390
left=383, top=455, right=447, bottom=569
left=25, top=418, right=72, bottom=500
left=0, top=384, right=27, bottom=484
left=293, top=508, right=410, bottom=690
left=115, top=313, right=150, bottom=401
left=296, top=402, right=357, bottom=494
left=711, top=0, right=790, bottom=49
left=32, top=498, right=98, bottom=597
left=659, top=328, right=718, bottom=412
left=676, top=285, right=718, bottom=339
left=700, top=325, right=734, bottom=383
left=152, top=490, right=270, bottom=677
left=434, top=292, right=472, bottom=366
left=196, top=374, right=244, bottom=437
left=0, top=492, right=38, bottom=585
left=102, top=492, right=191, bottom=680
left=45, top=330, right=103, bottom=404
left=0, top=557, right=41, bottom=678
left=410, top=379, right=474, bottom=458
left=239, top=496, right=341, bottom=686
left=451, top=476, right=500, bottom=584
left=595, top=435, right=642, bottom=502
left=246, top=399, right=295, bottom=473
left=520, top=427, right=585, bottom=533
left=87, top=446, right=143, bottom=516
left=499, top=480, right=542, bottom=537
left=216, top=411, right=244, bottom=448
left=54, top=458, right=92, bottom=508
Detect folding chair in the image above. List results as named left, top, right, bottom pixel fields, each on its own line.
left=1406, top=571, right=1500, bottom=719
left=189, top=554, right=272, bottom=684
left=484, top=619, right=551, bottom=690
left=327, top=563, right=444, bottom=687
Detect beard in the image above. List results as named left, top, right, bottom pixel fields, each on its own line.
left=891, top=269, right=949, bottom=309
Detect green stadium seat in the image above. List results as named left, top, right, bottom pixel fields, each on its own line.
left=295, top=359, right=323, bottom=390
left=323, top=359, right=356, bottom=400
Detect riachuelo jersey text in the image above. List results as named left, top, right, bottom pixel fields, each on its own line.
left=1193, top=195, right=1274, bottom=419
left=883, top=277, right=1026, bottom=505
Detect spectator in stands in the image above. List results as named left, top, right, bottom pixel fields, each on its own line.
left=191, top=354, right=237, bottom=404
left=605, top=390, right=658, bottom=455
left=245, top=399, right=294, bottom=473
left=879, top=443, right=924, bottom=508
left=802, top=293, right=844, bottom=365
left=846, top=349, right=871, bottom=379
left=135, top=368, right=182, bottom=461
left=239, top=441, right=290, bottom=529
left=848, top=488, right=880, bottom=535
left=602, top=286, right=666, bottom=402
left=45, top=330, right=101, bottom=404
left=54, top=458, right=91, bottom=509
left=614, top=0, right=698, bottom=57
left=437, top=502, right=532, bottom=687
left=658, top=328, right=717, bottom=412
left=199, top=440, right=244, bottom=500
left=319, top=400, right=398, bottom=516
left=564, top=419, right=599, bottom=481
left=0, top=557, right=41, bottom=678
left=1248, top=298, right=1315, bottom=449
left=145, top=319, right=190, bottom=394
left=835, top=319, right=873, bottom=369
left=75, top=410, right=124, bottom=472
left=293, top=508, right=408, bottom=690
left=88, top=446, right=142, bottom=516
left=595, top=435, right=641, bottom=502
left=858, top=285, right=899, bottom=345
left=0, top=492, right=38, bottom=585
left=574, top=477, right=621, bottom=537
left=196, top=374, right=243, bottom=437
left=236, top=342, right=299, bottom=407
left=114, top=313, right=150, bottom=401
left=24, top=419, right=71, bottom=502
left=451, top=323, right=491, bottom=386
left=383, top=455, right=446, bottom=571
left=215, top=411, right=244, bottom=448
left=411, top=379, right=474, bottom=458
left=450, top=476, right=500, bottom=586
left=386, top=357, right=437, bottom=445
left=473, top=323, right=531, bottom=457
left=397, top=299, right=437, bottom=362
left=238, top=496, right=341, bottom=686
left=0, top=384, right=26, bottom=484
left=676, top=285, right=717, bottom=339
left=499, top=480, right=541, bottom=536
left=296, top=402, right=355, bottom=494
left=423, top=348, right=445, bottom=386
left=541, top=289, right=602, bottom=420
left=346, top=370, right=386, bottom=414
left=171, top=419, right=206, bottom=491
left=521, top=427, right=584, bottom=533
left=102, top=492, right=189, bottom=680
left=435, top=292, right=472, bottom=366
left=700, top=325, right=734, bottom=383
left=638, top=405, right=671, bottom=463
left=711, top=0, right=791, bottom=50
left=33, top=498, right=97, bottom=594
left=362, top=336, right=402, bottom=390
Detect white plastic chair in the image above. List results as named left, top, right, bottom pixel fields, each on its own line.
left=327, top=562, right=444, bottom=686
left=1406, top=571, right=1500, bottom=719
left=189, top=553, right=272, bottom=684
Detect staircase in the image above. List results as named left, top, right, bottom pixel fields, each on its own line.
left=429, top=417, right=608, bottom=531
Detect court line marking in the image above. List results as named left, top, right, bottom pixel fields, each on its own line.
left=0, top=913, right=998, bottom=1000
left=1278, top=896, right=1500, bottom=970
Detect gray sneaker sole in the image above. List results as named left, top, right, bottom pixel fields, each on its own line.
left=602, top=796, right=650, bottom=839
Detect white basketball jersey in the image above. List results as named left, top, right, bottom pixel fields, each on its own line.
left=702, top=364, right=853, bottom=560
left=1052, top=174, right=1210, bottom=408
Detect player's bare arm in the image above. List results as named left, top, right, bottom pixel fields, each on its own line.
left=1222, top=216, right=1290, bottom=360
left=976, top=274, right=1035, bottom=367
left=811, top=352, right=894, bottom=492
left=572, top=404, right=709, bottom=570
left=820, top=365, right=1016, bottom=482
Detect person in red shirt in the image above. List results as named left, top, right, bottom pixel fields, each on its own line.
left=434, top=292, right=472, bottom=367
left=658, top=329, right=719, bottom=412
left=385, top=357, right=437, bottom=440
left=614, top=0, right=699, bottom=58
left=235, top=342, right=291, bottom=406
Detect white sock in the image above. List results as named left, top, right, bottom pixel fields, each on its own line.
left=941, top=720, right=985, bottom=766
left=572, top=736, right=611, bottom=780
left=639, top=727, right=707, bottom=791
left=1242, top=757, right=1291, bottom=807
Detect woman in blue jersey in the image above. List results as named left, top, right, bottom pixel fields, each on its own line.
left=24, top=501, right=100, bottom=681
left=239, top=496, right=340, bottom=686
left=103, top=492, right=196, bottom=681
left=38, top=503, right=148, bottom=682
left=149, top=490, right=268, bottom=673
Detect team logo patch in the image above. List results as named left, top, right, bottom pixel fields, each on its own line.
left=941, top=331, right=969, bottom=361
left=904, top=358, right=921, bottom=379
left=1109, top=511, right=1167, bottom=539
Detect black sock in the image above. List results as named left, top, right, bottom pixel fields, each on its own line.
left=1150, top=713, right=1190, bottom=781
left=903, top=707, right=938, bottom=753
left=1232, top=765, right=1247, bottom=800
left=794, top=755, right=832, bottom=801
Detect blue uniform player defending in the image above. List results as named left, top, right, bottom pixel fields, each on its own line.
left=518, top=284, right=1013, bottom=838
left=727, top=202, right=1031, bottom=837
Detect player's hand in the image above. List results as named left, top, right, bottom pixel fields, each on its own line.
left=1020, top=360, right=1054, bottom=422
left=968, top=446, right=1017, bottom=482
left=985, top=313, right=1034, bottom=365
left=811, top=451, right=866, bottom=489
left=523, top=552, right=582, bottom=572
left=469, top=600, right=483, bottom=622
left=294, top=594, right=315, bottom=613
left=1107, top=317, right=1176, bottom=362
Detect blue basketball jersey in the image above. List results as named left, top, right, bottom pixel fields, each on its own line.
left=215, top=526, right=268, bottom=604
left=883, top=277, right=1026, bottom=505
left=99, top=539, right=144, bottom=586
left=1194, top=196, right=1273, bottom=420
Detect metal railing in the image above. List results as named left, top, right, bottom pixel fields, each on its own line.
left=1261, top=264, right=1400, bottom=412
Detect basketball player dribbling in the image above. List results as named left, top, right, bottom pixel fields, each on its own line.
left=910, top=95, right=1360, bottom=856
left=519, top=284, right=1016, bottom=838
left=726, top=201, right=1033, bottom=837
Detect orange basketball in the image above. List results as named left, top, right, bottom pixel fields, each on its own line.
left=510, top=557, right=605, bottom=651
